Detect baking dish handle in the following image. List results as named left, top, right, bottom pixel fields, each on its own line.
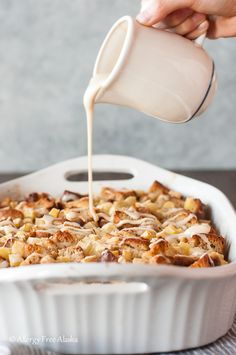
left=55, top=154, right=171, bottom=185
left=63, top=155, right=160, bottom=184
left=0, top=154, right=175, bottom=198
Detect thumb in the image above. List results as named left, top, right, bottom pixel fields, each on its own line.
left=136, top=0, right=193, bottom=26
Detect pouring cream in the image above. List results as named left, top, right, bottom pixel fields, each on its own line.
left=83, top=75, right=108, bottom=220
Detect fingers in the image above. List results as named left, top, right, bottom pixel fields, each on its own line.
left=161, top=8, right=194, bottom=28
left=136, top=0, right=193, bottom=25
left=207, top=16, right=236, bottom=39
left=136, top=0, right=236, bottom=25
left=154, top=11, right=208, bottom=39
left=186, top=20, right=209, bottom=40
left=172, top=13, right=207, bottom=36
left=152, top=8, right=194, bottom=30
left=136, top=0, right=236, bottom=40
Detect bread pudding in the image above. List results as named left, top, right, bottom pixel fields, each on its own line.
left=0, top=181, right=227, bottom=268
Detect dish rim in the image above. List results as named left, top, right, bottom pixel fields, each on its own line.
left=0, top=154, right=235, bottom=281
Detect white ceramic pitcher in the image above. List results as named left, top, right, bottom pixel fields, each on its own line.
left=90, top=16, right=216, bottom=123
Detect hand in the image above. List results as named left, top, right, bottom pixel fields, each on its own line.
left=137, top=0, right=236, bottom=39
left=149, top=8, right=209, bottom=40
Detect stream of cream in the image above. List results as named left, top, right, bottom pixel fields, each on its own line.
left=83, top=75, right=108, bottom=221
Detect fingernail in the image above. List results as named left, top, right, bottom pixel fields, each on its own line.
left=152, top=22, right=168, bottom=29
left=136, top=10, right=152, bottom=24
left=198, top=20, right=209, bottom=30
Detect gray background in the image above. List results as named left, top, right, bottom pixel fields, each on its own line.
left=0, top=0, right=235, bottom=172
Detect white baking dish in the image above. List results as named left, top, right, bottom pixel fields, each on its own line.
left=0, top=155, right=236, bottom=354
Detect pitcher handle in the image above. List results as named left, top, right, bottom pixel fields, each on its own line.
left=194, top=33, right=206, bottom=47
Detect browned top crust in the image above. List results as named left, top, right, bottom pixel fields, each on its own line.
left=0, top=181, right=228, bottom=268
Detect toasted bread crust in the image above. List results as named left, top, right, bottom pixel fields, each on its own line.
left=148, top=181, right=169, bottom=195
left=120, top=237, right=149, bottom=250
left=0, top=207, right=23, bottom=220
left=0, top=182, right=227, bottom=268
left=101, top=187, right=136, bottom=201
left=190, top=253, right=214, bottom=268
